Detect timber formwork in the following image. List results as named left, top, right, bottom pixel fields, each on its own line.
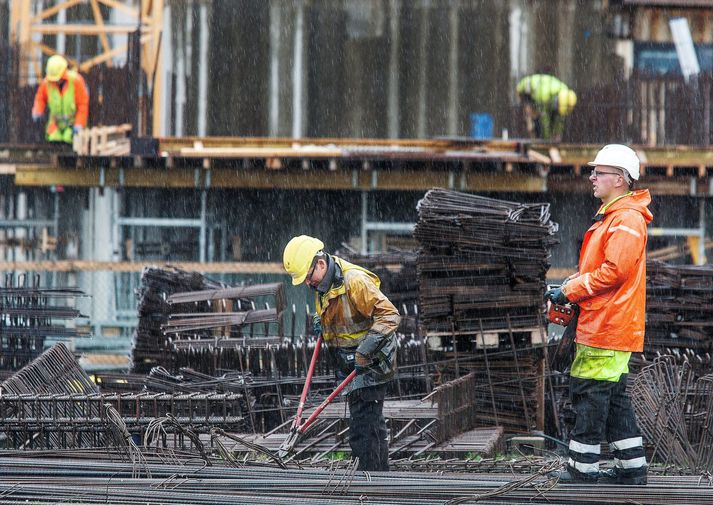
left=2, top=138, right=713, bottom=196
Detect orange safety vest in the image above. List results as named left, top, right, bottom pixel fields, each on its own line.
left=32, top=70, right=89, bottom=143
left=563, top=190, right=653, bottom=352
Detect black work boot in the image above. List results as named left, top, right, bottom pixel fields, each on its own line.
left=598, top=468, right=647, bottom=485
left=548, top=466, right=599, bottom=484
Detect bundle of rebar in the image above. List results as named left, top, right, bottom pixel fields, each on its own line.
left=336, top=247, right=419, bottom=307
left=631, top=355, right=713, bottom=472
left=646, top=260, right=713, bottom=354
left=0, top=273, right=89, bottom=371
left=0, top=391, right=248, bottom=450
left=414, top=189, right=558, bottom=337
left=0, top=456, right=710, bottom=505
left=131, top=267, right=226, bottom=372
left=1, top=342, right=98, bottom=395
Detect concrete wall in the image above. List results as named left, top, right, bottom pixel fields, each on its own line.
left=164, top=0, right=614, bottom=139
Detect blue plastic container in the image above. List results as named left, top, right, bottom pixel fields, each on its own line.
left=470, top=113, right=494, bottom=139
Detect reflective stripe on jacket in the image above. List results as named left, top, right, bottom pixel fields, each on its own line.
left=316, top=256, right=401, bottom=348
left=562, top=190, right=653, bottom=352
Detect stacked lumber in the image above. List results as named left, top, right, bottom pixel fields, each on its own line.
left=73, top=124, right=131, bottom=155
left=414, top=188, right=558, bottom=336
left=646, top=260, right=713, bottom=353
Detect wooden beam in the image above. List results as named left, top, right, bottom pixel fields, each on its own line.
left=0, top=260, right=285, bottom=274
left=31, top=24, right=147, bottom=35
left=150, top=0, right=164, bottom=136
left=32, top=0, right=82, bottom=23
left=90, top=0, right=114, bottom=67
left=98, top=0, right=140, bottom=18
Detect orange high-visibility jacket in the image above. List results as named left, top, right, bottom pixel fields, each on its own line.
left=562, top=190, right=653, bottom=352
left=32, top=71, right=89, bottom=128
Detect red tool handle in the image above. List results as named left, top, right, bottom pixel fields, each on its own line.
left=298, top=369, right=358, bottom=435
left=291, top=333, right=322, bottom=430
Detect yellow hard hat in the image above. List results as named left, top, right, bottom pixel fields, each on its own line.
left=46, top=55, right=68, bottom=82
left=283, top=235, right=324, bottom=285
left=558, top=89, right=577, bottom=116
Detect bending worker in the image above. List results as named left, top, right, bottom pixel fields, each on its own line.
left=32, top=55, right=89, bottom=145
left=283, top=235, right=400, bottom=471
left=516, top=74, right=576, bottom=141
left=546, top=144, right=651, bottom=485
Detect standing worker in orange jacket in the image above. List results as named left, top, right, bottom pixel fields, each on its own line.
left=545, top=144, right=651, bottom=485
left=32, top=55, right=89, bottom=144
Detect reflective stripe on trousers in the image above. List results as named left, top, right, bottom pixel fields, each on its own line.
left=568, top=374, right=647, bottom=478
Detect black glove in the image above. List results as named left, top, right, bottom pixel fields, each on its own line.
left=545, top=287, right=569, bottom=305
left=312, top=313, right=322, bottom=336
left=32, top=113, right=44, bottom=125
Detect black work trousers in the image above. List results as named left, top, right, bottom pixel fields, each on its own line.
left=569, top=374, right=647, bottom=478
left=348, top=383, right=389, bottom=471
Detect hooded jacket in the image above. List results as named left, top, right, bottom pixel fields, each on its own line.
left=316, top=256, right=401, bottom=392
left=562, top=190, right=653, bottom=352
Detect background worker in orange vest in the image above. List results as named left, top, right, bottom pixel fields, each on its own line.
left=32, top=55, right=89, bottom=145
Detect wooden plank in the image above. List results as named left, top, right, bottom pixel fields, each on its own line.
left=0, top=260, right=285, bottom=274
left=97, top=0, right=140, bottom=18
left=31, top=24, right=145, bottom=35
left=89, top=0, right=112, bottom=65
left=180, top=146, right=344, bottom=158
left=32, top=0, right=82, bottom=23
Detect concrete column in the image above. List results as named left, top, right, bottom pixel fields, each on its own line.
left=447, top=3, right=460, bottom=136
left=197, top=2, right=209, bottom=136
left=14, top=191, right=27, bottom=262
left=292, top=0, right=307, bottom=138
left=269, top=0, right=282, bottom=137
left=556, top=0, right=577, bottom=85
left=387, top=0, right=401, bottom=138
left=82, top=188, right=118, bottom=323
left=416, top=0, right=431, bottom=138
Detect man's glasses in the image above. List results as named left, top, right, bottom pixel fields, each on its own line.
left=305, top=259, right=318, bottom=285
left=590, top=170, right=621, bottom=179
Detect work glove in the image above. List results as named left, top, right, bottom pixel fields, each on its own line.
left=545, top=287, right=569, bottom=305
left=32, top=113, right=44, bottom=124
left=72, top=125, right=83, bottom=135
left=354, top=352, right=371, bottom=375
left=312, top=313, right=322, bottom=336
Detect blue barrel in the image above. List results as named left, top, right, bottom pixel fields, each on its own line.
left=470, top=113, right=494, bottom=139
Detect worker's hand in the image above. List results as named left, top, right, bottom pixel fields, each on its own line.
left=312, top=314, right=322, bottom=336
left=32, top=113, right=44, bottom=124
left=545, top=287, right=569, bottom=305
left=355, top=352, right=370, bottom=375
left=72, top=125, right=83, bottom=135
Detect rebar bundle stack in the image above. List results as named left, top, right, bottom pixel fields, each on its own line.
left=0, top=273, right=89, bottom=371
left=131, top=267, right=226, bottom=373
left=337, top=248, right=420, bottom=335
left=414, top=189, right=558, bottom=338
left=1, top=343, right=98, bottom=395
left=646, top=260, right=713, bottom=354
left=165, top=282, right=285, bottom=351
left=631, top=355, right=713, bottom=472
left=0, top=391, right=247, bottom=450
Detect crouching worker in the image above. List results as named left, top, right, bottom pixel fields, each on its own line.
left=283, top=235, right=400, bottom=471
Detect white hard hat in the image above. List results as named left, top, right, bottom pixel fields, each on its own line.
left=587, top=144, right=640, bottom=181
